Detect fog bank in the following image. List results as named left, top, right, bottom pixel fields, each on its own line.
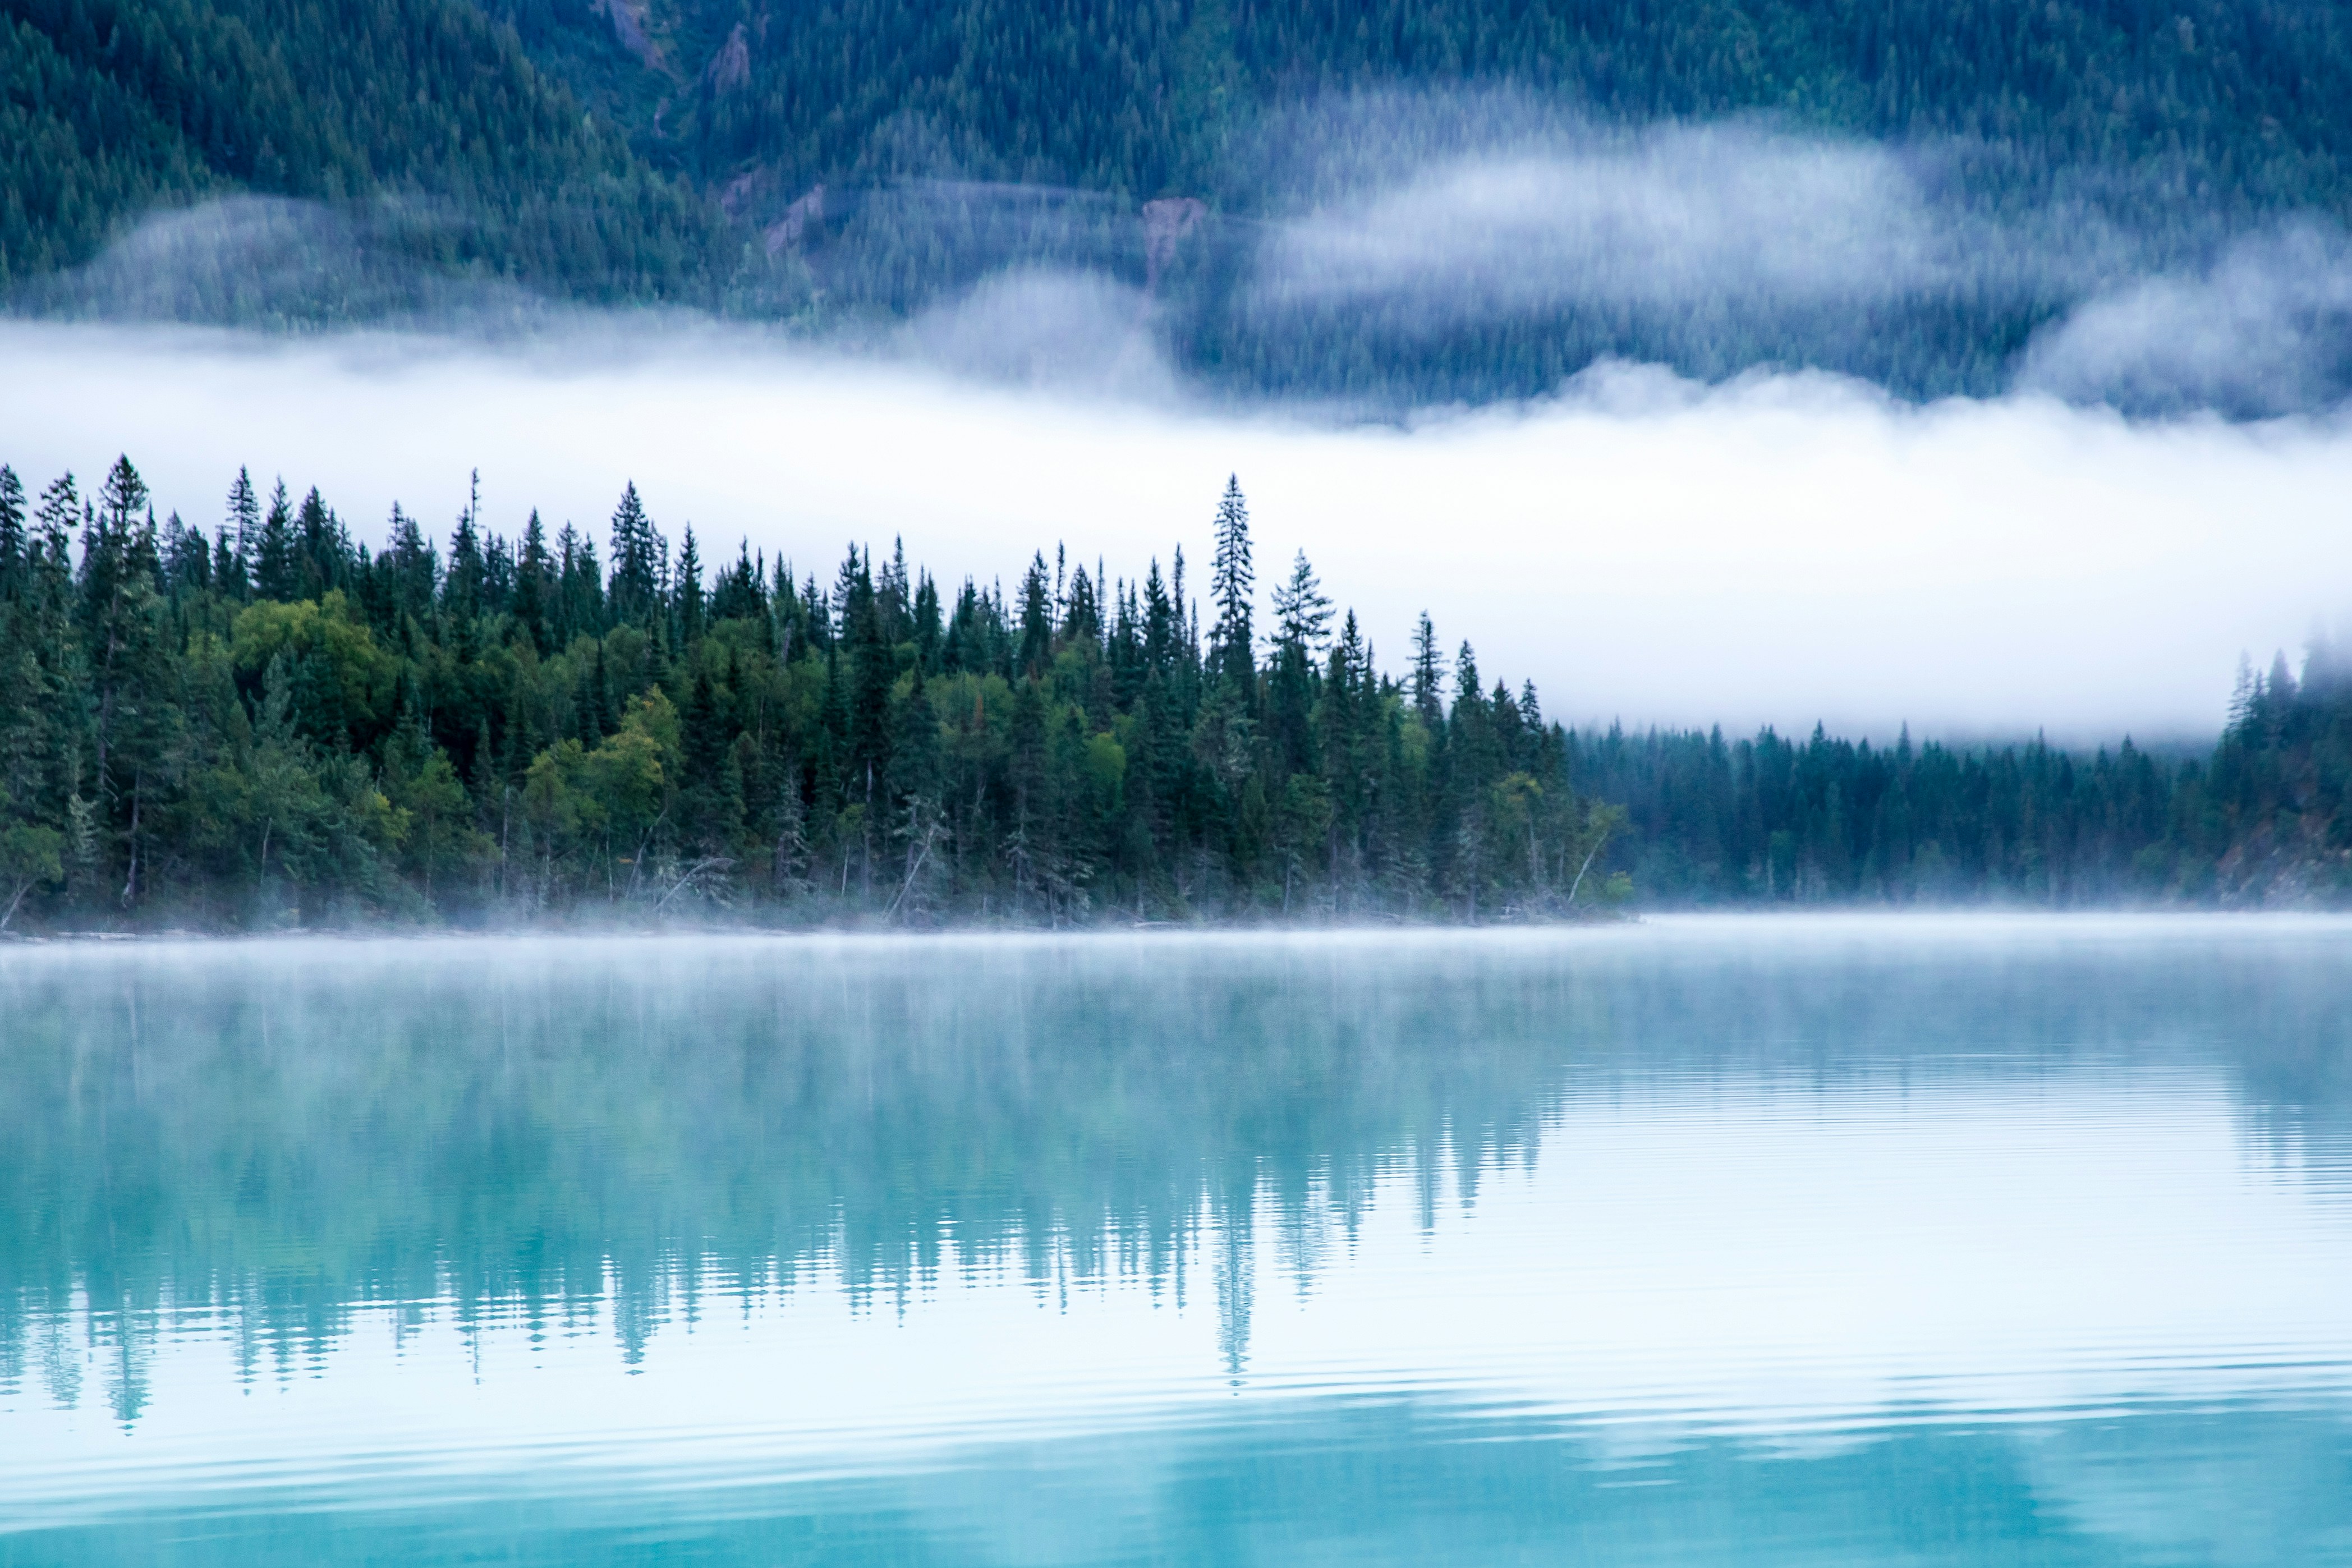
left=4, top=318, right=2348, bottom=742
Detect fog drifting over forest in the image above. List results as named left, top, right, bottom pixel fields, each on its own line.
left=12, top=107, right=2352, bottom=743
left=7, top=315, right=2349, bottom=743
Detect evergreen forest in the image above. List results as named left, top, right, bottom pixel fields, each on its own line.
left=0, top=0, right=730, bottom=309
left=16, top=0, right=2352, bottom=399
left=0, top=454, right=2344, bottom=932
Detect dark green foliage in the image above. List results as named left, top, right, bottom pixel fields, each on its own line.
left=0, top=459, right=1636, bottom=926
left=1572, top=668, right=2352, bottom=904
left=17, top=0, right=2352, bottom=397
left=529, top=0, right=2352, bottom=220
left=0, top=0, right=728, bottom=305
left=467, top=0, right=2352, bottom=400
left=0, top=452, right=2339, bottom=928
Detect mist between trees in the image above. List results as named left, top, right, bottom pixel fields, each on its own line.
left=0, top=454, right=2345, bottom=932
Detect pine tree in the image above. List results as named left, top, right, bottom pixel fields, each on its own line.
left=446, top=471, right=486, bottom=617
left=255, top=481, right=297, bottom=602
left=1018, top=551, right=1054, bottom=673
left=608, top=482, right=664, bottom=626
left=1208, top=475, right=1254, bottom=697
left=0, top=466, right=24, bottom=596
left=80, top=458, right=173, bottom=904
left=1411, top=614, right=1445, bottom=724
left=514, top=509, right=553, bottom=652
left=679, top=665, right=731, bottom=854
left=674, top=525, right=705, bottom=644
left=911, top=571, right=943, bottom=673
left=1269, top=550, right=1331, bottom=654
left=294, top=487, right=344, bottom=600
left=226, top=468, right=260, bottom=567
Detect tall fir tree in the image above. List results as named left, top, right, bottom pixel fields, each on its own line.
left=608, top=482, right=664, bottom=627
left=1208, top=476, right=1254, bottom=700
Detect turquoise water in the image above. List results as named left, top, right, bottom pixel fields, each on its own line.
left=3, top=917, right=2351, bottom=1565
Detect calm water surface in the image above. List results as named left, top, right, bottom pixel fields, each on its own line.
left=3, top=916, right=2351, bottom=1565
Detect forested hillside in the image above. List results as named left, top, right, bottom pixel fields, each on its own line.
left=545, top=0, right=2352, bottom=215
left=477, top=0, right=2352, bottom=402
left=0, top=454, right=2342, bottom=931
left=0, top=0, right=726, bottom=304
left=13, top=0, right=2352, bottom=399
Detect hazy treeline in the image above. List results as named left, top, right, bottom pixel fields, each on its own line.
left=1572, top=674, right=2352, bottom=905
left=0, top=458, right=1634, bottom=929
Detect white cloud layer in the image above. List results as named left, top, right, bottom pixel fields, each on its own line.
left=1257, top=127, right=1966, bottom=317
left=3, top=319, right=2348, bottom=743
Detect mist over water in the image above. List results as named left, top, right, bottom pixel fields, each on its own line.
left=5, top=920, right=2351, bottom=1564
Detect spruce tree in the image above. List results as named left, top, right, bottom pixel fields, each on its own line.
left=1017, top=552, right=1054, bottom=673
left=674, top=525, right=705, bottom=644
left=255, top=481, right=297, bottom=603
left=0, top=466, right=24, bottom=590
left=226, top=468, right=261, bottom=568
left=1411, top=614, right=1445, bottom=724
left=514, top=510, right=553, bottom=653
left=1208, top=476, right=1254, bottom=697
left=1270, top=550, right=1331, bottom=654
left=446, top=472, right=486, bottom=618
left=608, top=482, right=664, bottom=626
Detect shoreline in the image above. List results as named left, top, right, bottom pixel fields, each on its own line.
left=10, top=906, right=2352, bottom=949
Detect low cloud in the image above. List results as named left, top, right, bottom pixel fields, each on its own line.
left=1229, top=102, right=2159, bottom=403
left=11, top=102, right=2352, bottom=735
left=2019, top=224, right=2352, bottom=417
left=2, top=319, right=2348, bottom=745
left=26, top=105, right=2352, bottom=415
left=901, top=268, right=1177, bottom=400
left=1229, top=95, right=2352, bottom=414
left=20, top=195, right=561, bottom=330
left=1255, top=126, right=1963, bottom=321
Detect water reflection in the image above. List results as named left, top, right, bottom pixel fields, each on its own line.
left=2, top=918, right=2351, bottom=1564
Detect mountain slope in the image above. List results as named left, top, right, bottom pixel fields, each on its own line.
left=0, top=0, right=726, bottom=301
left=465, top=0, right=2352, bottom=406
left=525, top=0, right=2352, bottom=220
left=13, top=0, right=2352, bottom=404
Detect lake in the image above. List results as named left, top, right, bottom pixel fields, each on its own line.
left=3, top=917, right=2350, bottom=1565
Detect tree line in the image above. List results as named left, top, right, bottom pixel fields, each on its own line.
left=1, top=453, right=2342, bottom=931
left=1572, top=664, right=2351, bottom=906
left=0, top=458, right=1630, bottom=928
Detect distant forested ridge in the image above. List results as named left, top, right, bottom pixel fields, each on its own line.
left=15, top=0, right=2352, bottom=399
left=0, top=455, right=2342, bottom=932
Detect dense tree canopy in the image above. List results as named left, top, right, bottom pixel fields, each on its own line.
left=0, top=457, right=1635, bottom=927
left=0, top=453, right=2341, bottom=931
left=0, top=0, right=729, bottom=304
